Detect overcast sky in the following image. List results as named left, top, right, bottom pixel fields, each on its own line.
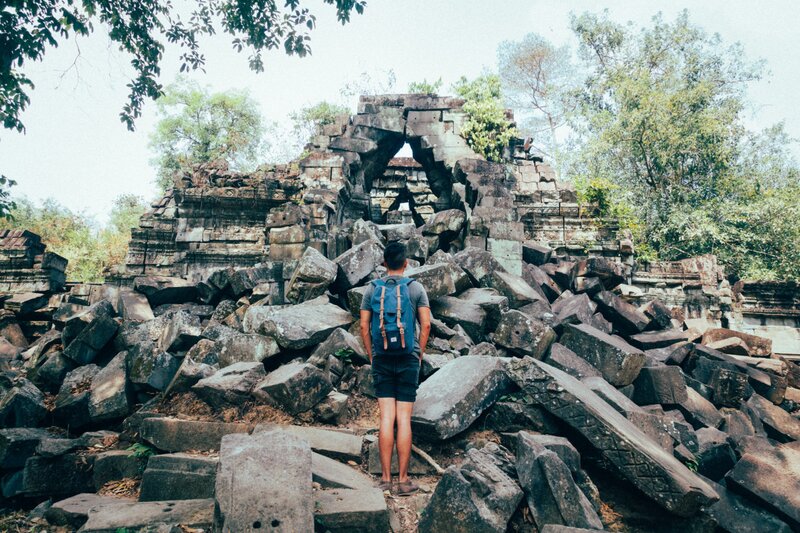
left=2, top=0, right=798, bottom=224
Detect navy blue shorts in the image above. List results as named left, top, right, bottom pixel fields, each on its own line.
left=371, top=354, right=421, bottom=402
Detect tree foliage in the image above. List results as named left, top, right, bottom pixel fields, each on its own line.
left=149, top=78, right=266, bottom=191
left=566, top=10, right=800, bottom=280
left=0, top=195, right=147, bottom=282
left=497, top=34, right=576, bottom=172
left=453, top=75, right=516, bottom=162
left=1, top=0, right=366, bottom=134
left=290, top=100, right=349, bottom=151
left=408, top=78, right=443, bottom=94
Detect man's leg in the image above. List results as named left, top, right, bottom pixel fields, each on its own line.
left=377, top=397, right=397, bottom=483
left=395, top=400, right=414, bottom=483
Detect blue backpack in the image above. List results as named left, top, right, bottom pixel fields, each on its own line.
left=370, top=277, right=416, bottom=356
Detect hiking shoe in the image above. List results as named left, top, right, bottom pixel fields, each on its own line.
left=396, top=480, right=419, bottom=496
left=377, top=480, right=393, bottom=493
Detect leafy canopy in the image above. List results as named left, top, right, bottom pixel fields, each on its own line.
left=149, top=78, right=266, bottom=192
left=453, top=75, right=516, bottom=162
left=408, top=78, right=443, bottom=94
left=1, top=0, right=366, bottom=134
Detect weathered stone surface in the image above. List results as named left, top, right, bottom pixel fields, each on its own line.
left=702, top=328, right=772, bottom=357
left=314, top=488, right=389, bottom=533
left=313, top=390, right=349, bottom=424
left=453, top=248, right=505, bottom=287
left=253, top=299, right=353, bottom=349
left=140, top=453, right=217, bottom=501
left=117, top=289, right=155, bottom=322
left=458, top=288, right=509, bottom=331
left=163, top=355, right=215, bottom=395
left=430, top=296, right=487, bottom=341
left=551, top=293, right=595, bottom=326
left=406, top=263, right=457, bottom=299
left=522, top=263, right=562, bottom=302
left=215, top=430, right=313, bottom=532
left=134, top=275, right=197, bottom=306
left=140, top=417, right=251, bottom=452
left=694, top=427, right=736, bottom=481
left=215, top=330, right=280, bottom=367
left=676, top=386, right=723, bottom=430
left=92, top=449, right=147, bottom=489
left=560, top=323, right=646, bottom=387
left=0, top=377, right=46, bottom=428
left=52, top=364, right=101, bottom=428
left=516, top=432, right=603, bottom=530
left=45, top=493, right=126, bottom=528
left=545, top=343, right=601, bottom=380
left=286, top=246, right=338, bottom=304
left=87, top=351, right=130, bottom=422
left=22, top=453, right=95, bottom=497
left=412, top=356, right=513, bottom=440
left=491, top=310, right=556, bottom=359
left=333, top=238, right=385, bottom=292
left=0, top=427, right=53, bottom=469
left=489, top=269, right=545, bottom=309
left=418, top=444, right=523, bottom=533
left=126, top=344, right=181, bottom=392
left=310, top=327, right=368, bottom=366
left=506, top=358, right=719, bottom=516
left=632, top=365, right=689, bottom=406
left=309, top=451, right=373, bottom=490
left=629, top=329, right=690, bottom=350
left=81, top=498, right=214, bottom=533
left=254, top=363, right=332, bottom=414
left=704, top=478, right=792, bottom=533
left=62, top=303, right=118, bottom=365
left=156, top=310, right=202, bottom=352
left=255, top=424, right=362, bottom=463
left=485, top=401, right=560, bottom=434
left=33, top=351, right=75, bottom=393
left=592, top=290, right=650, bottom=333
left=746, top=393, right=800, bottom=442
left=522, top=241, right=552, bottom=266
left=193, top=361, right=266, bottom=409
left=725, top=443, right=800, bottom=529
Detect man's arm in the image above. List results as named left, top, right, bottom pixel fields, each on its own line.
left=417, top=306, right=431, bottom=363
left=360, top=309, right=373, bottom=363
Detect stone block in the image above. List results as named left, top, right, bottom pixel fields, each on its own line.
left=139, top=453, right=217, bottom=501
left=314, top=488, right=389, bottom=533
left=491, top=310, right=556, bottom=359
left=81, top=499, right=214, bottom=533
left=193, top=362, right=267, bottom=409
left=560, top=323, right=646, bottom=387
left=632, top=365, right=689, bottom=406
left=254, top=363, right=332, bottom=414
left=140, top=417, right=251, bottom=452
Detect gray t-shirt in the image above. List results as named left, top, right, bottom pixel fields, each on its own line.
left=361, top=275, right=430, bottom=355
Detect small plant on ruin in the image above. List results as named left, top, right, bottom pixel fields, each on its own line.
left=334, top=347, right=357, bottom=365
left=127, top=443, right=157, bottom=458
left=453, top=75, right=517, bottom=162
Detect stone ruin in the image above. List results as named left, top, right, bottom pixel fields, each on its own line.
left=0, top=94, right=798, bottom=532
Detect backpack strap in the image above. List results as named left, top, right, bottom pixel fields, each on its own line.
left=396, top=284, right=405, bottom=349
left=379, top=285, right=388, bottom=351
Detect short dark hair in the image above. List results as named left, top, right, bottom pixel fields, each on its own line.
left=384, top=242, right=407, bottom=270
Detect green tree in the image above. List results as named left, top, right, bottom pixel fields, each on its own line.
left=149, top=78, right=267, bottom=191
left=99, top=194, right=148, bottom=272
left=497, top=34, right=576, bottom=174
left=453, top=75, right=516, bottom=162
left=1, top=0, right=366, bottom=134
left=290, top=101, right=350, bottom=151
left=408, top=78, right=443, bottom=94
left=567, top=10, right=800, bottom=280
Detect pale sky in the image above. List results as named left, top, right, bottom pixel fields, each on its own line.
left=2, top=0, right=798, bottom=224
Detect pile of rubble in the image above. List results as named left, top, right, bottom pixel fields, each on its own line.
left=0, top=223, right=798, bottom=531
left=0, top=93, right=798, bottom=531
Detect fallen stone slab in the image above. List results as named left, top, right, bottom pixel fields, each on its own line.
left=0, top=377, right=47, bottom=428
left=703, top=478, right=792, bottom=533
left=134, top=275, right=198, bottom=306
left=453, top=248, right=506, bottom=287
left=489, top=269, right=546, bottom=308
left=45, top=493, right=129, bottom=529
left=62, top=305, right=118, bottom=365
left=725, top=443, right=800, bottom=529
left=545, top=343, right=602, bottom=381
left=286, top=246, right=338, bottom=304
left=592, top=290, right=650, bottom=333
left=632, top=365, right=689, bottom=406
left=332, top=238, right=385, bottom=292
left=88, top=351, right=130, bottom=422
left=701, top=328, right=772, bottom=357
left=457, top=287, right=509, bottom=331
left=560, top=323, right=646, bottom=387
left=430, top=296, right=487, bottom=341
left=118, top=289, right=155, bottom=322
left=418, top=443, right=523, bottom=533
left=367, top=438, right=431, bottom=475
left=516, top=432, right=603, bottom=530
left=0, top=427, right=54, bottom=469
left=522, top=241, right=552, bottom=266
left=139, top=453, right=217, bottom=501
left=255, top=300, right=354, bottom=349
left=746, top=393, right=800, bottom=442
left=628, top=329, right=690, bottom=350
left=485, top=401, right=560, bottom=435
left=22, top=453, right=95, bottom=497
left=491, top=310, right=556, bottom=359
left=310, top=451, right=373, bottom=490
left=506, top=358, right=719, bottom=516
left=707, top=337, right=750, bottom=355
left=157, top=310, right=202, bottom=352
left=412, top=356, right=514, bottom=440
left=540, top=526, right=605, bottom=533
left=405, top=263, right=458, bottom=299
left=163, top=356, right=215, bottom=395
left=140, top=417, right=251, bottom=452
left=192, top=361, right=266, bottom=409
left=694, top=427, right=736, bottom=481
left=215, top=430, right=313, bottom=532
left=253, top=362, right=332, bottom=414
left=92, top=449, right=148, bottom=489
left=214, top=330, right=280, bottom=367
left=314, top=488, right=389, bottom=533
left=310, top=327, right=368, bottom=366
left=52, top=364, right=101, bottom=429
left=126, top=344, right=182, bottom=392
left=81, top=498, right=214, bottom=533
left=254, top=424, right=363, bottom=463
left=675, top=386, right=723, bottom=430
left=522, top=263, right=562, bottom=301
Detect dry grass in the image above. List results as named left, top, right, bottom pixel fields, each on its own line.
left=98, top=477, right=141, bottom=499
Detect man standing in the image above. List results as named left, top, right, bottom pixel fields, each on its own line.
left=360, top=242, right=431, bottom=495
